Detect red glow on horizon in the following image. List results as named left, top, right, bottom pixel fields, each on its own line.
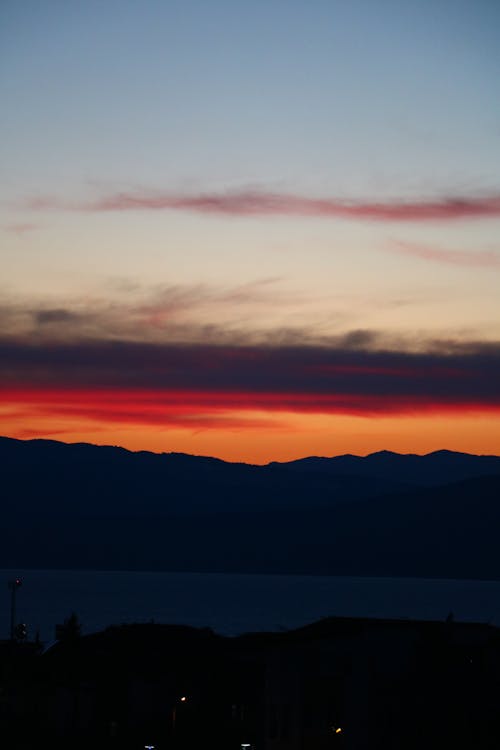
left=2, top=386, right=500, bottom=419
left=3, top=387, right=499, bottom=463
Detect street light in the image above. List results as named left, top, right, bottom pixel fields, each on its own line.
left=7, top=578, right=22, bottom=641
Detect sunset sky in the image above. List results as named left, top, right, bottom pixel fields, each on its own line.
left=1, top=0, right=499, bottom=463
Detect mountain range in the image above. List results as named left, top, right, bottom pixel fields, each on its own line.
left=1, top=436, right=500, bottom=579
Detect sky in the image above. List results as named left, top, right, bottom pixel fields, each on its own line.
left=1, top=0, right=499, bottom=463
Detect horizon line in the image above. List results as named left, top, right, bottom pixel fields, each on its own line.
left=1, top=433, right=497, bottom=466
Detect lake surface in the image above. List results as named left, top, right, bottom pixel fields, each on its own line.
left=2, top=569, right=500, bottom=644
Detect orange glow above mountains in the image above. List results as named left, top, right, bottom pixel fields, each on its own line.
left=2, top=386, right=499, bottom=464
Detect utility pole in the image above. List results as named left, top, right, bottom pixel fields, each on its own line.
left=8, top=578, right=22, bottom=640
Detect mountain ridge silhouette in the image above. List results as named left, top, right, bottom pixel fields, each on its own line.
left=1, top=436, right=499, bottom=578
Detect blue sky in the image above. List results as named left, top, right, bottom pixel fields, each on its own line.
left=2, top=0, right=499, bottom=195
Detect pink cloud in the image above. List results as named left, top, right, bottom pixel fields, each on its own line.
left=29, top=190, right=500, bottom=222
left=4, top=222, right=38, bottom=235
left=390, top=240, right=500, bottom=268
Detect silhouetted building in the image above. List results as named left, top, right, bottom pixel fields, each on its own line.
left=1, top=617, right=500, bottom=749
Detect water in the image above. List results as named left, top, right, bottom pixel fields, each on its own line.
left=2, top=568, right=500, bottom=644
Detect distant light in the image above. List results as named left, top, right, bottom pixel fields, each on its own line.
left=335, top=727, right=343, bottom=734
left=144, top=745, right=155, bottom=749
left=180, top=696, right=187, bottom=702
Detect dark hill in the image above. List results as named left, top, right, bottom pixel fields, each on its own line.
left=1, top=436, right=499, bottom=578
left=274, top=448, right=500, bottom=486
left=0, top=436, right=413, bottom=518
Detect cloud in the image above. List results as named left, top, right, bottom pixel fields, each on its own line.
left=390, top=240, right=500, bottom=268
left=28, top=190, right=500, bottom=222
left=0, top=279, right=299, bottom=343
left=1, top=337, right=499, bottom=425
left=3, top=222, right=38, bottom=235
left=34, top=309, right=80, bottom=325
left=1, top=287, right=498, bottom=428
left=1, top=389, right=286, bottom=432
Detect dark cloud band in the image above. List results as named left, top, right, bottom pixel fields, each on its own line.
left=1, top=339, right=499, bottom=416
